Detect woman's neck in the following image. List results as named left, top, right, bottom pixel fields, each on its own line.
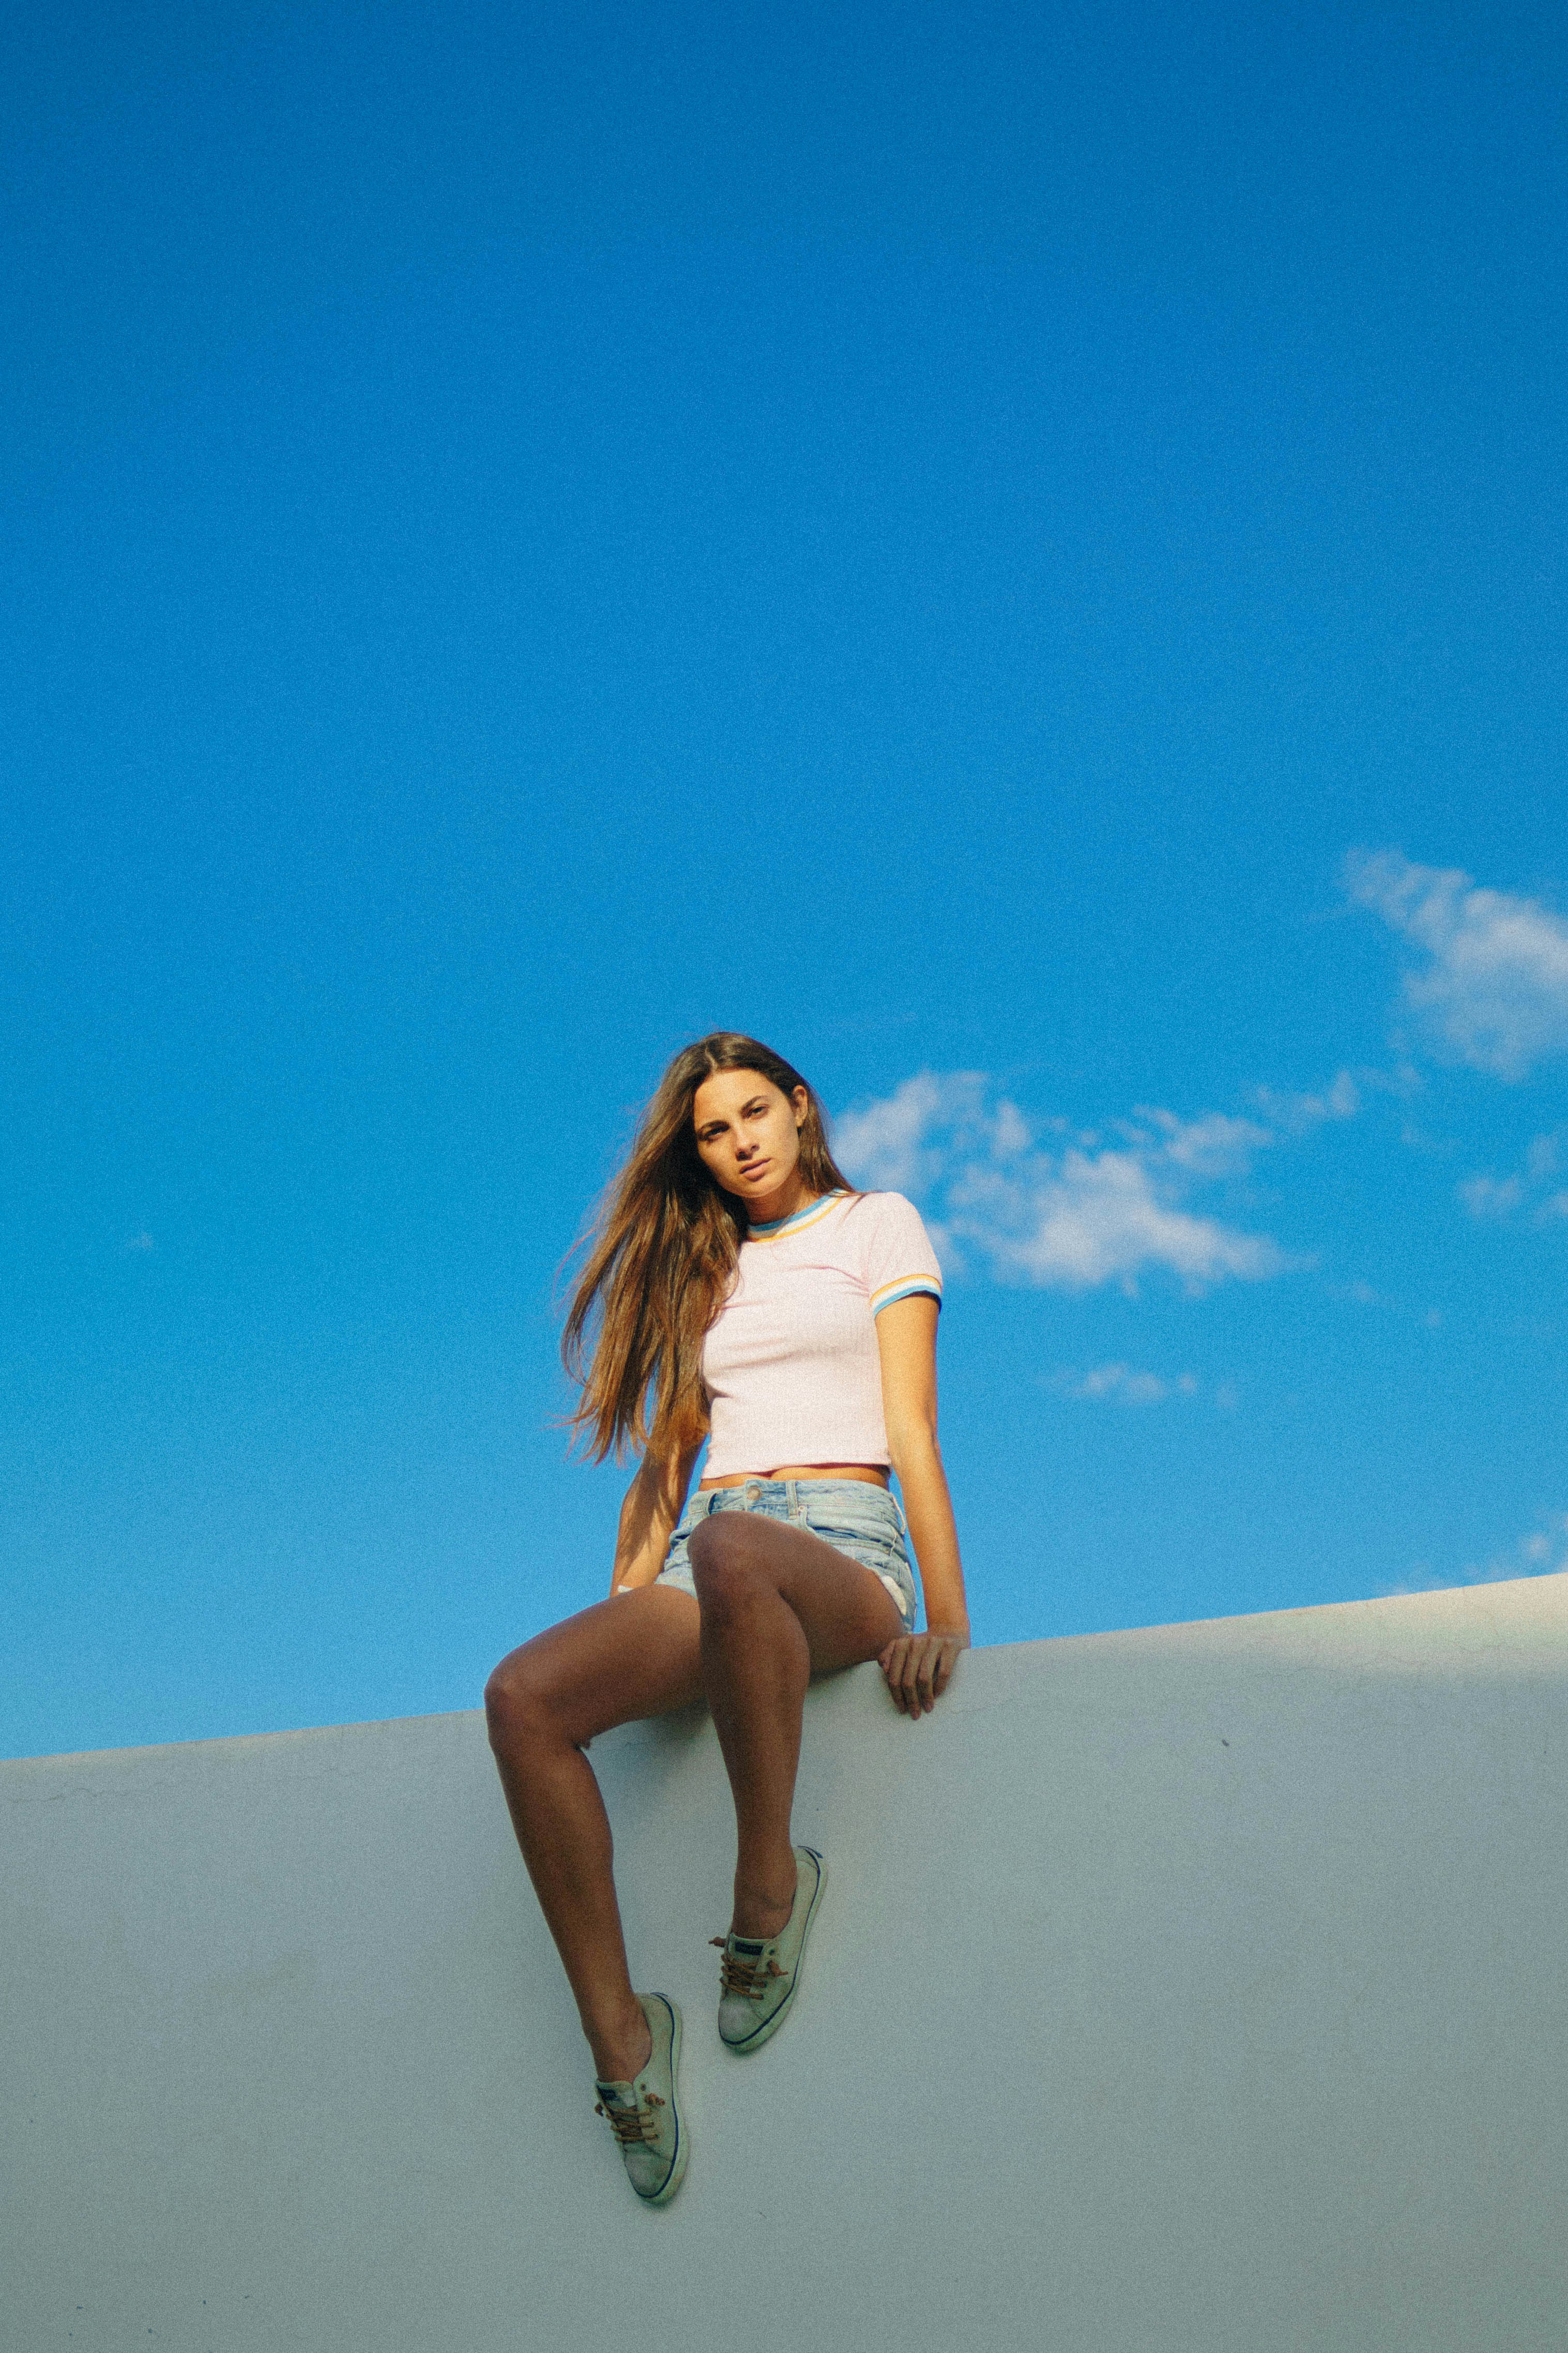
left=743, top=1169, right=817, bottom=1228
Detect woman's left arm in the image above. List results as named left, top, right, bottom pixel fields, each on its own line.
left=875, top=1294, right=970, bottom=1718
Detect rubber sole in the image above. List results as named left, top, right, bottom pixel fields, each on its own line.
left=723, top=1847, right=828, bottom=2057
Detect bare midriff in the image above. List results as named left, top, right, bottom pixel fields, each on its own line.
left=698, top=1462, right=889, bottom=1491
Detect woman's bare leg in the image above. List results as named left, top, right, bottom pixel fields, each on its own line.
left=484, top=1587, right=702, bottom=2081
left=688, top=1514, right=903, bottom=1939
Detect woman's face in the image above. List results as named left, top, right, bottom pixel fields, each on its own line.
left=692, top=1069, right=808, bottom=1212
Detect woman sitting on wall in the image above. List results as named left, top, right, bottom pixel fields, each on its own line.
left=484, top=1031, right=970, bottom=2204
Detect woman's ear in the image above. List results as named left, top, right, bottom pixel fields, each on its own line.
left=793, top=1085, right=808, bottom=1130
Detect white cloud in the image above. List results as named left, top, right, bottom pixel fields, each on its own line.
left=1136, top=1108, right=1272, bottom=1176
left=1347, top=849, right=1568, bottom=1079
left=1458, top=1131, right=1566, bottom=1225
left=1388, top=1511, right=1568, bottom=1595
left=1458, top=1172, right=1524, bottom=1220
left=950, top=1144, right=1284, bottom=1290
left=1253, top=1070, right=1362, bottom=1132
left=834, top=1074, right=1289, bottom=1295
left=831, top=1072, right=987, bottom=1197
left=1052, top=1363, right=1200, bottom=1404
left=1459, top=1514, right=1568, bottom=1586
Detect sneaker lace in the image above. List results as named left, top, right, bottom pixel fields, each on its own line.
left=710, top=1936, right=784, bottom=2002
left=595, top=2092, right=665, bottom=2147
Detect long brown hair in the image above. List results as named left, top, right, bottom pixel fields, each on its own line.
left=563, top=1033, right=851, bottom=1465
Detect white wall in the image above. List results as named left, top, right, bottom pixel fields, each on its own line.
left=5, top=1573, right=1566, bottom=2352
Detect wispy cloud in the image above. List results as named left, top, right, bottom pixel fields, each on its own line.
left=1458, top=1130, right=1568, bottom=1225
left=1511, top=1516, right=1568, bottom=1576
left=1049, top=1363, right=1212, bottom=1405
left=834, top=1074, right=1289, bottom=1294
left=832, top=1070, right=983, bottom=1199
left=1136, top=1109, right=1272, bottom=1175
left=1252, top=1069, right=1362, bottom=1133
left=123, top=1232, right=155, bottom=1253
left=1390, top=1512, right=1568, bottom=1594
left=1347, top=850, right=1568, bottom=1080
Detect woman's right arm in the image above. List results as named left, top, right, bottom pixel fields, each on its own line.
left=607, top=1446, right=701, bottom=1597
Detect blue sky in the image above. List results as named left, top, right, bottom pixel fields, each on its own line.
left=3, top=1, right=1565, bottom=1758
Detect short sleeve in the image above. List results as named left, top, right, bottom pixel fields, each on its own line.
left=859, top=1192, right=944, bottom=1318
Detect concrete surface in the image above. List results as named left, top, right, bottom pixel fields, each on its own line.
left=4, top=1573, right=1566, bottom=2351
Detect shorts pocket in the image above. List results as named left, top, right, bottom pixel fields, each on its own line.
left=801, top=1489, right=900, bottom=1538
left=803, top=1497, right=906, bottom=1585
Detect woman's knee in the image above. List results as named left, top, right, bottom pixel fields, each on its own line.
left=688, top=1514, right=771, bottom=1611
left=484, top=1645, right=568, bottom=1754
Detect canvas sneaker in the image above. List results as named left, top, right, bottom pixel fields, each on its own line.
left=712, top=1846, right=827, bottom=2054
left=593, top=1992, right=687, bottom=2205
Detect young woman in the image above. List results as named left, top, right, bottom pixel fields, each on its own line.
left=484, top=1032, right=969, bottom=2204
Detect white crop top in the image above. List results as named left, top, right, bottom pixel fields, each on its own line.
left=700, top=1190, right=943, bottom=1480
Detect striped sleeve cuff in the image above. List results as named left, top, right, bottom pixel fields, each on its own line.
left=870, top=1275, right=943, bottom=1317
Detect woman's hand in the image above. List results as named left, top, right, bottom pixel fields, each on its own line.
left=878, top=1628, right=968, bottom=1718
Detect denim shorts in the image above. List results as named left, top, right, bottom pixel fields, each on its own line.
left=657, top=1478, right=919, bottom=1634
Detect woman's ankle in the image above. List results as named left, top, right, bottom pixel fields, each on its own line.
left=730, top=1858, right=798, bottom=1940
left=587, top=1996, right=653, bottom=2085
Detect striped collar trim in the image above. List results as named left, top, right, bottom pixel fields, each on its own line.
left=746, top=1188, right=848, bottom=1242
